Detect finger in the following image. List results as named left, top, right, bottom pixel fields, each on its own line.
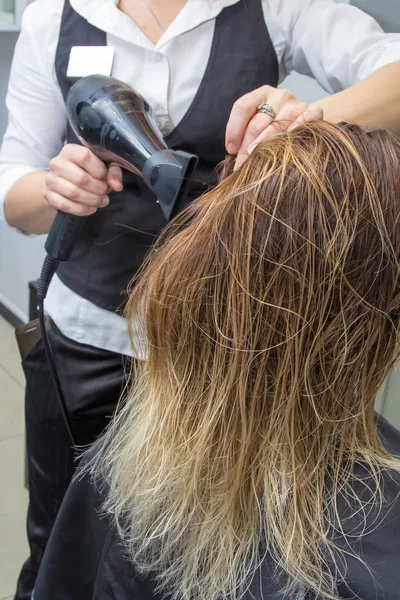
left=233, top=151, right=250, bottom=171
left=244, top=104, right=308, bottom=154
left=288, top=104, right=324, bottom=132
left=62, top=144, right=109, bottom=180
left=239, top=103, right=312, bottom=165
left=246, top=122, right=281, bottom=155
left=49, top=157, right=110, bottom=196
left=234, top=90, right=292, bottom=170
left=235, top=111, right=286, bottom=170
left=234, top=105, right=307, bottom=170
left=272, top=102, right=309, bottom=132
left=238, top=112, right=275, bottom=159
left=225, top=86, right=276, bottom=154
left=44, top=190, right=99, bottom=217
left=45, top=172, right=109, bottom=208
left=107, top=165, right=123, bottom=192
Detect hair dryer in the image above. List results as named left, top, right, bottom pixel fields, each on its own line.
left=45, top=74, right=198, bottom=263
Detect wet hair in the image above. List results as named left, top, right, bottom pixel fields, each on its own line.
left=91, top=121, right=400, bottom=599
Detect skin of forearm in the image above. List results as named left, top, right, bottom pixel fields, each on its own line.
left=319, top=61, right=400, bottom=134
left=4, top=170, right=56, bottom=234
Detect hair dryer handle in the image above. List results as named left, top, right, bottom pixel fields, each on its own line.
left=45, top=211, right=89, bottom=262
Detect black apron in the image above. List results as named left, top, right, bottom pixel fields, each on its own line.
left=54, top=0, right=279, bottom=313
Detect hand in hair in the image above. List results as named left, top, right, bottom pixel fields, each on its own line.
left=225, top=84, right=323, bottom=169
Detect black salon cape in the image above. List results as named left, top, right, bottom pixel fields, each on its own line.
left=34, top=415, right=400, bottom=600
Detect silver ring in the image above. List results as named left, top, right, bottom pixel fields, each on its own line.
left=256, top=102, right=277, bottom=119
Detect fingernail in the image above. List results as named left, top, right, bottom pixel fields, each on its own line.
left=288, top=122, right=300, bottom=132
left=101, top=196, right=110, bottom=207
left=227, top=142, right=238, bottom=155
left=247, top=142, right=257, bottom=154
left=112, top=177, right=123, bottom=189
left=233, top=159, right=244, bottom=172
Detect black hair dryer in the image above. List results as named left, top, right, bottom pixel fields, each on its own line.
left=45, top=74, right=198, bottom=263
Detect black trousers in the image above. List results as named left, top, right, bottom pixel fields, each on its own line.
left=14, top=324, right=128, bottom=600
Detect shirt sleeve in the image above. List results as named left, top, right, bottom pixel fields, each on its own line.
left=267, top=0, right=400, bottom=93
left=0, top=1, right=66, bottom=226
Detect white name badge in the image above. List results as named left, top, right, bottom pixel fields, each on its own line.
left=67, top=46, right=115, bottom=78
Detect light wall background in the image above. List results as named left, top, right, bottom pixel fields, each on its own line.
left=0, top=0, right=400, bottom=424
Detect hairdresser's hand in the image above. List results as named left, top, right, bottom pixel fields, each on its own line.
left=43, top=144, right=123, bottom=216
left=226, top=85, right=323, bottom=169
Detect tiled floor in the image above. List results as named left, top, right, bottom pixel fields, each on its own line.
left=0, top=315, right=29, bottom=600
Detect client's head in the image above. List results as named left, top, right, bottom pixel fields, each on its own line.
left=98, top=122, right=400, bottom=600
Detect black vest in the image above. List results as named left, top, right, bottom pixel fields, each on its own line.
left=55, top=0, right=279, bottom=313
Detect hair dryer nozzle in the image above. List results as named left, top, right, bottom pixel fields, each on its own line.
left=143, top=150, right=198, bottom=220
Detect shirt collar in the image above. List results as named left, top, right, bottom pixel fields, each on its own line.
left=70, top=0, right=241, bottom=49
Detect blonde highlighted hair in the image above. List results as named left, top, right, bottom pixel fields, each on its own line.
left=90, top=122, right=400, bottom=599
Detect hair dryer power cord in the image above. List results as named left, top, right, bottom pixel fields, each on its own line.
left=37, top=255, right=77, bottom=447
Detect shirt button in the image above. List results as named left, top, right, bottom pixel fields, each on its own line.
left=155, top=53, right=163, bottom=62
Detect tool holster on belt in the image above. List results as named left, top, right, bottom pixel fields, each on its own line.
left=15, top=316, right=53, bottom=361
